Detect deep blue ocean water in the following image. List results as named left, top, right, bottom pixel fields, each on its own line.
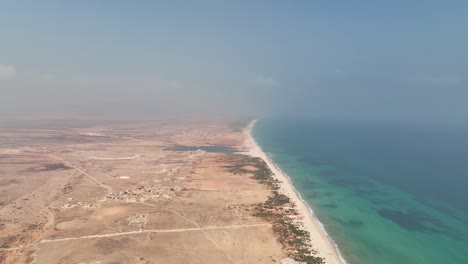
left=253, top=118, right=468, bottom=264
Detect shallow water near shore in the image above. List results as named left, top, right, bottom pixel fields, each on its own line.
left=253, top=118, right=468, bottom=264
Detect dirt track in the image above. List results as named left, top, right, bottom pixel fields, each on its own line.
left=40, top=223, right=270, bottom=243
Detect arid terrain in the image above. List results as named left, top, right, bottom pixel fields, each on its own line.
left=0, top=119, right=299, bottom=264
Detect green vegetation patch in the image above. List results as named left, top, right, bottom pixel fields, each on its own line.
left=223, top=154, right=325, bottom=264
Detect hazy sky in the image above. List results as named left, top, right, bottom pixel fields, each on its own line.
left=1, top=1, right=467, bottom=122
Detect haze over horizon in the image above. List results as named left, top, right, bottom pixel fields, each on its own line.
left=1, top=1, right=467, bottom=123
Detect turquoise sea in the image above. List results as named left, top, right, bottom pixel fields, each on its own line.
left=252, top=118, right=468, bottom=264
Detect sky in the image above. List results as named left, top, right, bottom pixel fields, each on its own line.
left=1, top=1, right=467, bottom=122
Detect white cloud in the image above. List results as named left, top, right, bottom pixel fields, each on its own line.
left=0, top=64, right=17, bottom=80
left=250, top=74, right=279, bottom=87
left=412, top=74, right=462, bottom=86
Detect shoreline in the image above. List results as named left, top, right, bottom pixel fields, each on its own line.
left=245, top=118, right=346, bottom=264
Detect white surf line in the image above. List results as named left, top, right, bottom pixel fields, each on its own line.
left=246, top=119, right=346, bottom=264
left=40, top=224, right=269, bottom=243
left=49, top=156, right=112, bottom=194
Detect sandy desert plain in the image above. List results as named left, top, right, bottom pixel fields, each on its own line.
left=0, top=119, right=327, bottom=264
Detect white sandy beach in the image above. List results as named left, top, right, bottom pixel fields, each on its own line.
left=245, top=119, right=344, bottom=264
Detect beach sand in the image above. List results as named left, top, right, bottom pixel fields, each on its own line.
left=245, top=119, right=344, bottom=264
